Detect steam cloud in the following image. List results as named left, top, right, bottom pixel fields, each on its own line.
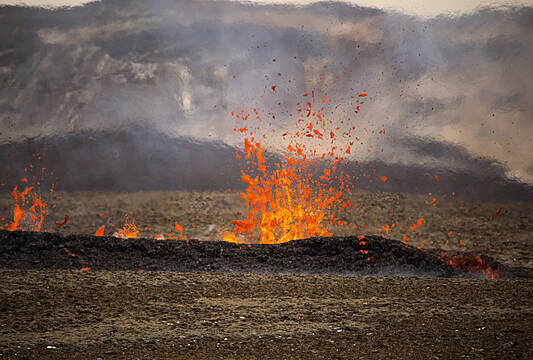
left=0, top=0, right=532, bottom=199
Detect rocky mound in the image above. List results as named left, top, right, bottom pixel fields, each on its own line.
left=0, top=230, right=468, bottom=277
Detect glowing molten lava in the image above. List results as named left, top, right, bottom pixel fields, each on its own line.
left=225, top=91, right=361, bottom=244
left=228, top=140, right=341, bottom=244
left=5, top=182, right=47, bottom=232
left=116, top=214, right=139, bottom=239
left=95, top=225, right=105, bottom=236
left=436, top=252, right=500, bottom=280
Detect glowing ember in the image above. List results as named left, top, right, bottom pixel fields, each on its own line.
left=436, top=253, right=500, bottom=280
left=63, top=247, right=76, bottom=257
left=492, top=208, right=502, bottom=220
left=55, top=214, right=69, bottom=229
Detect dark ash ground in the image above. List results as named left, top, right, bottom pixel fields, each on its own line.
left=0, top=230, right=532, bottom=359
left=0, top=230, right=462, bottom=277
left=1, top=270, right=532, bottom=359
left=0, top=186, right=531, bottom=360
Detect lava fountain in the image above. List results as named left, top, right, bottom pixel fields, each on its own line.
left=223, top=90, right=369, bottom=244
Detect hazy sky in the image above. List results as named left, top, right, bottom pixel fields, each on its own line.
left=2, top=0, right=533, bottom=17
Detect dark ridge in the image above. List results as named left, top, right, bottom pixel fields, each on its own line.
left=0, top=128, right=249, bottom=192
left=1, top=128, right=532, bottom=201
left=0, top=229, right=472, bottom=278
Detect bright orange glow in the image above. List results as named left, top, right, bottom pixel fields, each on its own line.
left=175, top=222, right=187, bottom=241
left=116, top=214, right=138, bottom=239
left=6, top=183, right=47, bottom=232
left=224, top=91, right=360, bottom=244
left=223, top=233, right=240, bottom=244
left=95, top=225, right=105, bottom=236
left=7, top=202, right=23, bottom=231
left=1, top=162, right=53, bottom=233
left=408, top=218, right=425, bottom=231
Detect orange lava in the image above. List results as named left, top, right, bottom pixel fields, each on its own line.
left=116, top=214, right=139, bottom=239
left=95, top=225, right=105, bottom=236
left=225, top=91, right=360, bottom=244
left=6, top=182, right=47, bottom=232
left=55, top=214, right=69, bottom=228
left=175, top=222, right=187, bottom=241
left=436, top=253, right=499, bottom=280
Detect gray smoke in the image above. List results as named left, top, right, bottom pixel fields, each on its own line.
left=0, top=0, right=532, bottom=198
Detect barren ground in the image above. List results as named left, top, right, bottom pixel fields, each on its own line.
left=0, top=190, right=531, bottom=359
left=1, top=270, right=532, bottom=359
